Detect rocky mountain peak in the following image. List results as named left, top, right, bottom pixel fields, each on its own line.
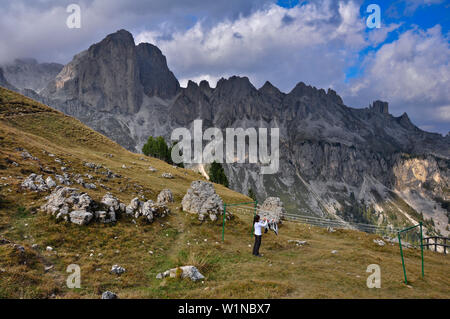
left=100, top=29, right=135, bottom=47
left=136, top=42, right=180, bottom=99
left=214, top=76, right=257, bottom=99
left=13, top=58, right=38, bottom=65
left=370, top=100, right=389, bottom=114
left=397, top=112, right=415, bottom=130
left=199, top=80, right=211, bottom=91
left=288, top=81, right=319, bottom=98
left=259, top=81, right=282, bottom=96
left=42, top=29, right=183, bottom=114
left=1, top=58, right=63, bottom=92
left=326, top=88, right=343, bottom=105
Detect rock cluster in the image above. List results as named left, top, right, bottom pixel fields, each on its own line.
left=181, top=181, right=224, bottom=221
left=125, top=197, right=170, bottom=223
left=161, top=172, right=173, bottom=179
left=21, top=174, right=54, bottom=192
left=259, top=197, right=286, bottom=224
left=40, top=187, right=95, bottom=224
left=156, top=266, right=205, bottom=281
left=40, top=186, right=170, bottom=226
left=21, top=151, right=39, bottom=161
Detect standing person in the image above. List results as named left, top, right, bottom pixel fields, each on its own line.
left=253, top=215, right=268, bottom=257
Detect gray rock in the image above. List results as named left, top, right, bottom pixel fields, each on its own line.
left=156, top=266, right=205, bottom=281
left=21, top=151, right=38, bottom=161
left=288, top=240, right=307, bottom=246
left=69, top=210, right=94, bottom=225
left=259, top=197, right=285, bottom=224
left=157, top=189, right=174, bottom=204
left=101, top=193, right=122, bottom=217
left=182, top=181, right=224, bottom=221
left=373, top=239, right=385, bottom=246
left=161, top=172, right=173, bottom=179
left=45, top=176, right=56, bottom=188
left=111, top=265, right=126, bottom=275
left=84, top=183, right=97, bottom=189
left=101, top=291, right=118, bottom=299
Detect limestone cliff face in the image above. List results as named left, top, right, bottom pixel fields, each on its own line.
left=9, top=29, right=449, bottom=236
left=1, top=58, right=63, bottom=93
left=0, top=68, right=16, bottom=91
left=136, top=43, right=180, bottom=99
left=42, top=29, right=179, bottom=115
left=43, top=30, right=143, bottom=114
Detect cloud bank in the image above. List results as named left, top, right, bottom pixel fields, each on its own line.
left=0, top=0, right=448, bottom=134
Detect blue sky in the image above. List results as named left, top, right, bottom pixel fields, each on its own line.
left=0, top=0, right=449, bottom=134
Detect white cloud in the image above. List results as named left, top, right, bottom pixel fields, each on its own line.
left=434, top=105, right=450, bottom=122
left=348, top=25, right=450, bottom=104
left=344, top=25, right=450, bottom=133
left=136, top=0, right=367, bottom=90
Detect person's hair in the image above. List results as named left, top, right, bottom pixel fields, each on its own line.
left=253, top=214, right=260, bottom=224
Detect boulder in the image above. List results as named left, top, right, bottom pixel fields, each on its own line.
left=111, top=265, right=126, bottom=275
left=161, top=172, right=173, bottom=179
left=101, top=291, right=118, bottom=299
left=181, top=181, right=224, bottom=221
left=259, top=197, right=286, bottom=224
left=45, top=176, right=56, bottom=188
left=156, top=265, right=205, bottom=281
left=69, top=210, right=94, bottom=225
left=100, top=193, right=122, bottom=223
left=157, top=189, right=174, bottom=204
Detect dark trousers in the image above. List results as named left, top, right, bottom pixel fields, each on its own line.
left=253, top=235, right=262, bottom=255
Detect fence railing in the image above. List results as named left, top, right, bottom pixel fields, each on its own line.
left=228, top=205, right=403, bottom=235
left=423, top=236, right=449, bottom=254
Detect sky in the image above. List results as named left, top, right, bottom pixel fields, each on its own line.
left=0, top=0, right=449, bottom=135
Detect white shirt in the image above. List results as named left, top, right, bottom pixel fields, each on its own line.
left=254, top=220, right=268, bottom=236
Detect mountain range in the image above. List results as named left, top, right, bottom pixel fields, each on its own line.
left=1, top=29, right=448, bottom=236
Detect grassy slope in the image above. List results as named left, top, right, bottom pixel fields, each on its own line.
left=0, top=87, right=448, bottom=299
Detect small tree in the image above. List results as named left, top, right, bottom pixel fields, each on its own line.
left=248, top=188, right=257, bottom=201
left=209, top=161, right=229, bottom=187
left=142, top=136, right=171, bottom=163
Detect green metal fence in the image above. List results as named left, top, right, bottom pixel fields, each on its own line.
left=222, top=201, right=257, bottom=241
left=397, top=222, right=424, bottom=285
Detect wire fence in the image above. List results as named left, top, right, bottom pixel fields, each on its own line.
left=228, top=205, right=403, bottom=235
